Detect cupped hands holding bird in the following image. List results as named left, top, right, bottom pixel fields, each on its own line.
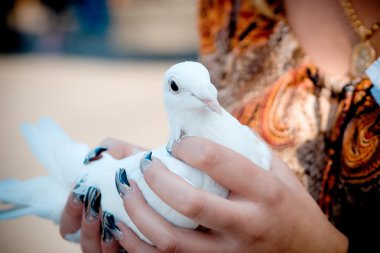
left=61, top=137, right=348, bottom=253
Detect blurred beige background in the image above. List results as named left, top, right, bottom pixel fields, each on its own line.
left=1, top=0, right=199, bottom=251
left=0, top=55, right=175, bottom=252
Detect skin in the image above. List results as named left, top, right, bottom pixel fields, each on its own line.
left=59, top=0, right=380, bottom=251
left=60, top=137, right=348, bottom=253
left=285, top=0, right=380, bottom=77
left=59, top=138, right=144, bottom=253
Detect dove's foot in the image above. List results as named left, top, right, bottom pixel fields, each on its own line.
left=83, top=146, right=108, bottom=165
left=166, top=131, right=192, bottom=155
left=101, top=212, right=123, bottom=243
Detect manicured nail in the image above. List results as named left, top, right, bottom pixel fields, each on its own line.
left=166, top=143, right=172, bottom=155
left=119, top=248, right=128, bottom=253
left=72, top=174, right=87, bottom=205
left=139, top=151, right=152, bottom=173
left=115, top=168, right=132, bottom=199
left=72, top=192, right=84, bottom=206
left=101, top=223, right=113, bottom=244
left=101, top=212, right=123, bottom=243
left=83, top=146, right=108, bottom=165
left=84, top=187, right=101, bottom=223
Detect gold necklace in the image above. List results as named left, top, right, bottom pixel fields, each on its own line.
left=339, top=0, right=380, bottom=78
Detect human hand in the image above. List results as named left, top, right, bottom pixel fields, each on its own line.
left=59, top=138, right=144, bottom=253
left=115, top=137, right=348, bottom=253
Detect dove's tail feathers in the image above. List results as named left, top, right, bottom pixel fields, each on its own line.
left=21, top=117, right=89, bottom=189
left=0, top=177, right=66, bottom=222
left=0, top=205, right=34, bottom=220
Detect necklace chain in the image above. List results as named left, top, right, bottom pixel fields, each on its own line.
left=339, top=0, right=379, bottom=77
left=339, top=0, right=380, bottom=40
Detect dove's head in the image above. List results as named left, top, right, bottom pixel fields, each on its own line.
left=163, top=61, right=222, bottom=117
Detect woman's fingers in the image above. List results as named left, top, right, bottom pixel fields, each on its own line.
left=122, top=181, right=224, bottom=253
left=100, top=138, right=146, bottom=159
left=116, top=222, right=161, bottom=253
left=172, top=137, right=272, bottom=200
left=81, top=187, right=120, bottom=253
left=100, top=237, right=120, bottom=253
left=80, top=187, right=102, bottom=253
left=143, top=158, right=247, bottom=232
left=122, top=180, right=181, bottom=251
left=59, top=192, right=83, bottom=239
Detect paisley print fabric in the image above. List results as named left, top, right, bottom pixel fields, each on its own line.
left=197, top=0, right=380, bottom=251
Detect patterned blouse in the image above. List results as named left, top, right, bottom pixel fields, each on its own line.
left=197, top=0, right=380, bottom=252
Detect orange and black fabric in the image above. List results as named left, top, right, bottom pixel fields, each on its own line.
left=197, top=0, right=380, bottom=251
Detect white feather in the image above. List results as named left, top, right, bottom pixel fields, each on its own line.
left=0, top=61, right=271, bottom=245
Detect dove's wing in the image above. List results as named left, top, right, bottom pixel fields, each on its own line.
left=0, top=118, right=89, bottom=222
left=21, top=117, right=89, bottom=189
left=241, top=125, right=271, bottom=170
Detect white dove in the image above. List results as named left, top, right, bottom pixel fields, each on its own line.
left=0, top=61, right=271, bottom=244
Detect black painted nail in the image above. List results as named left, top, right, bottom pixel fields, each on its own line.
left=84, top=187, right=101, bottom=223
left=72, top=175, right=87, bottom=204
left=83, top=146, right=108, bottom=165
left=166, top=143, right=172, bottom=155
left=72, top=192, right=84, bottom=205
left=115, top=168, right=131, bottom=199
left=101, top=212, right=123, bottom=243
left=119, top=248, right=128, bottom=253
left=140, top=151, right=152, bottom=173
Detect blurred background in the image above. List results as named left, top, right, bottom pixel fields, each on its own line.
left=0, top=0, right=198, bottom=252
left=1, top=0, right=198, bottom=57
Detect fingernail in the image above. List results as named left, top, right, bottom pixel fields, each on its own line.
left=119, top=248, right=128, bottom=253
left=72, top=175, right=87, bottom=205
left=101, top=212, right=124, bottom=243
left=84, top=187, right=101, bottom=223
left=84, top=146, right=108, bottom=165
left=139, top=151, right=152, bottom=173
left=101, top=224, right=113, bottom=244
left=166, top=143, right=172, bottom=155
left=72, top=192, right=84, bottom=206
left=115, top=168, right=132, bottom=199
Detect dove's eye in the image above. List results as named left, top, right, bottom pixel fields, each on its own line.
left=170, top=80, right=179, bottom=93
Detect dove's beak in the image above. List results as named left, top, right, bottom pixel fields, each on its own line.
left=202, top=99, right=223, bottom=115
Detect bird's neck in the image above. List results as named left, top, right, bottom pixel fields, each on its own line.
left=167, top=108, right=224, bottom=148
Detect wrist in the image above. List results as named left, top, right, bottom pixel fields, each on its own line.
left=291, top=215, right=348, bottom=253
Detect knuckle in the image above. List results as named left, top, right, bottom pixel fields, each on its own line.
left=195, top=142, right=219, bottom=170
left=265, top=179, right=285, bottom=206
left=157, top=233, right=178, bottom=253
left=220, top=208, right=240, bottom=230
left=178, top=191, right=206, bottom=219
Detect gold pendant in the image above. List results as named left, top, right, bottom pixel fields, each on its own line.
left=351, top=40, right=376, bottom=78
